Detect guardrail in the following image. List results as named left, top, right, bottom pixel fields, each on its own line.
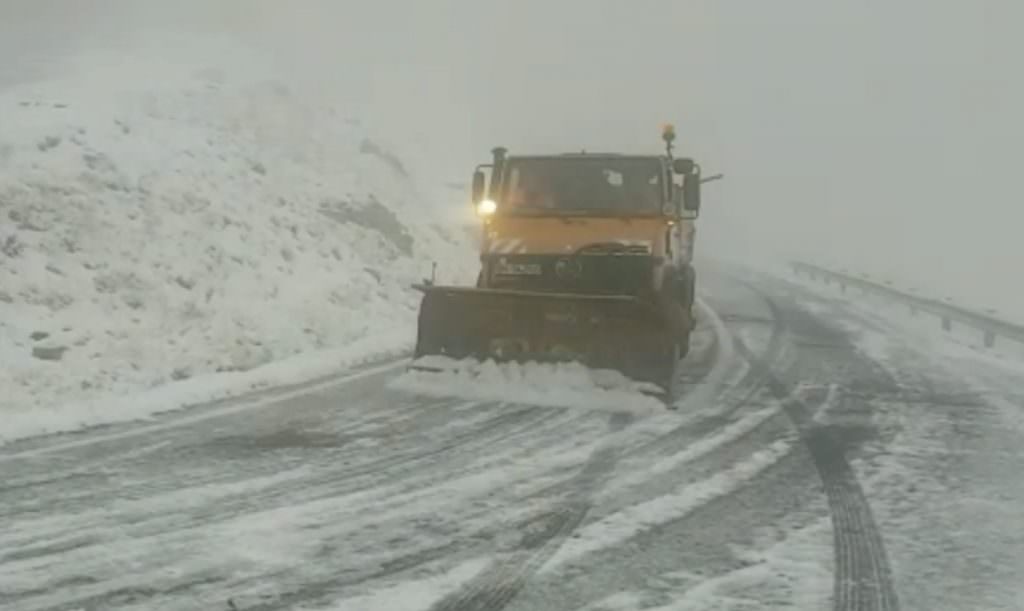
left=790, top=261, right=1024, bottom=349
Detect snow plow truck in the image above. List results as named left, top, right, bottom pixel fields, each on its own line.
left=413, top=126, right=712, bottom=397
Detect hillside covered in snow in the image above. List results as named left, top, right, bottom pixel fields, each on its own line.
left=0, top=57, right=476, bottom=441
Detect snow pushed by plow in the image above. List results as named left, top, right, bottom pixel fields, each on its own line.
left=390, top=356, right=666, bottom=414
left=0, top=38, right=476, bottom=441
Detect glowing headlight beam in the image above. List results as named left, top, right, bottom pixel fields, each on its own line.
left=476, top=199, right=497, bottom=216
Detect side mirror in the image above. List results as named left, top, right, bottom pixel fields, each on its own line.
left=683, top=173, right=701, bottom=212
left=471, top=170, right=486, bottom=204
left=673, top=158, right=695, bottom=175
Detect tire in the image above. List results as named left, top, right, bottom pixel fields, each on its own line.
left=686, top=266, right=697, bottom=326
left=677, top=265, right=696, bottom=321
left=660, top=341, right=680, bottom=403
left=678, top=328, right=691, bottom=360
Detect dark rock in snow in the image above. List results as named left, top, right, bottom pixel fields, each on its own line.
left=359, top=138, right=409, bottom=177
left=33, top=345, right=68, bottom=361
left=30, top=331, right=49, bottom=341
left=83, top=152, right=117, bottom=173
left=2, top=234, right=24, bottom=258
left=318, top=197, right=414, bottom=256
left=122, top=294, right=145, bottom=310
left=37, top=136, right=62, bottom=152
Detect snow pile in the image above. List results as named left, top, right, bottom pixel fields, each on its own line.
left=0, top=51, right=476, bottom=440
left=390, top=356, right=665, bottom=413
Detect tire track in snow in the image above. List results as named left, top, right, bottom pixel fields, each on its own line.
left=0, top=403, right=569, bottom=572
left=452, top=296, right=788, bottom=596
left=1, top=408, right=581, bottom=611
left=3, top=389, right=624, bottom=611
left=0, top=395, right=460, bottom=521
left=0, top=358, right=408, bottom=462
left=626, top=295, right=787, bottom=462
left=735, top=288, right=899, bottom=611
left=566, top=294, right=790, bottom=516
left=423, top=299, right=749, bottom=611
left=428, top=412, right=634, bottom=611
left=201, top=411, right=627, bottom=611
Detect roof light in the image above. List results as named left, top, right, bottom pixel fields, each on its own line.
left=662, top=123, right=676, bottom=143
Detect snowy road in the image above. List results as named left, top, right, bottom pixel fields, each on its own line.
left=4, top=267, right=1024, bottom=611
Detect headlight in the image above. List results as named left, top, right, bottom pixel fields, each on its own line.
left=476, top=199, right=497, bottom=217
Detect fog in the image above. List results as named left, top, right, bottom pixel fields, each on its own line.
left=4, top=0, right=1022, bottom=315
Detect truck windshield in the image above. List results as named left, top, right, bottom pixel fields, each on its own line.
left=500, top=158, right=665, bottom=214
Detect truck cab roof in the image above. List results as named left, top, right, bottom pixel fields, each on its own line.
left=510, top=153, right=667, bottom=162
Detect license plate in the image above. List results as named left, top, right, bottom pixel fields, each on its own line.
left=544, top=311, right=578, bottom=324
left=495, top=261, right=543, bottom=276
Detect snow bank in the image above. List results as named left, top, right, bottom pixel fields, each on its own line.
left=389, top=356, right=666, bottom=414
left=0, top=43, right=476, bottom=442
left=1, top=335, right=409, bottom=448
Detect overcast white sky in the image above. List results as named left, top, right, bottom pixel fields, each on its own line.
left=3, top=0, right=1021, bottom=312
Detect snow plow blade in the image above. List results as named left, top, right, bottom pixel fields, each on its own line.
left=412, top=284, right=677, bottom=393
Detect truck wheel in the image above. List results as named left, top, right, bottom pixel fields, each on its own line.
left=678, top=328, right=691, bottom=360
left=686, top=267, right=697, bottom=325
left=660, top=340, right=680, bottom=402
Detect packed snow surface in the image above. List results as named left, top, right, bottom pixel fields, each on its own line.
left=322, top=558, right=490, bottom=611
left=542, top=439, right=794, bottom=574
left=0, top=50, right=475, bottom=441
